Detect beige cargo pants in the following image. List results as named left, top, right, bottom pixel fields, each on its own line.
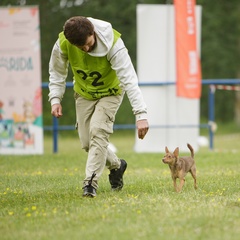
left=75, top=92, right=124, bottom=190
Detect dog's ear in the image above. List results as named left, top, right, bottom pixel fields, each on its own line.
left=173, top=147, right=179, bottom=157
left=165, top=146, right=169, bottom=153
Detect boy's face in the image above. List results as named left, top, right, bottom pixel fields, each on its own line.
left=77, top=34, right=96, bottom=52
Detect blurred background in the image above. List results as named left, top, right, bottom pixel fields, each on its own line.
left=1, top=0, right=240, bottom=133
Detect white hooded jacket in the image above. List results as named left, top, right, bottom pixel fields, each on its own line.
left=49, top=17, right=147, bottom=121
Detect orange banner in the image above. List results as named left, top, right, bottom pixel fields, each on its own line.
left=174, top=0, right=202, bottom=98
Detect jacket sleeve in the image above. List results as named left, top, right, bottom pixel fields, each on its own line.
left=107, top=38, right=148, bottom=121
left=48, top=39, right=69, bottom=106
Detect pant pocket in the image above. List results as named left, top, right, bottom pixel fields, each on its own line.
left=92, top=106, right=114, bottom=135
left=74, top=92, right=80, bottom=100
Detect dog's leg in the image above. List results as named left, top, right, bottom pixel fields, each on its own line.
left=190, top=168, right=197, bottom=189
left=172, top=177, right=178, bottom=192
left=178, top=178, right=185, bottom=192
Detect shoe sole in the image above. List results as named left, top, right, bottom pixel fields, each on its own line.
left=83, top=193, right=96, bottom=198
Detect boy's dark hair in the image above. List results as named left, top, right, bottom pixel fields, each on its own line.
left=63, top=16, right=94, bottom=46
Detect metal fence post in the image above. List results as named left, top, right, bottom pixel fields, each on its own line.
left=208, top=85, right=215, bottom=150
left=53, top=116, right=58, bottom=153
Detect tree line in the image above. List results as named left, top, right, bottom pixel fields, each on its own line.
left=1, top=0, right=240, bottom=127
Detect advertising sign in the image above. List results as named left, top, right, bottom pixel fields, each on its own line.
left=174, top=0, right=202, bottom=98
left=0, top=6, right=43, bottom=154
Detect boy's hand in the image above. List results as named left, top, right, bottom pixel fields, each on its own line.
left=136, top=119, right=149, bottom=139
left=51, top=103, right=63, bottom=118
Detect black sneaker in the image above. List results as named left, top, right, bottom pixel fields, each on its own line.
left=82, top=172, right=97, bottom=197
left=83, top=185, right=97, bottom=198
left=109, top=159, right=127, bottom=190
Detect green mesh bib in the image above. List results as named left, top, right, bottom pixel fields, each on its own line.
left=59, top=29, right=122, bottom=100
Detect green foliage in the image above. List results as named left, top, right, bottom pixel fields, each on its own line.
left=198, top=0, right=240, bottom=122
left=1, top=0, right=240, bottom=125
left=0, top=132, right=240, bottom=240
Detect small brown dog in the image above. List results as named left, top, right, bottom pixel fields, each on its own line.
left=162, top=143, right=197, bottom=192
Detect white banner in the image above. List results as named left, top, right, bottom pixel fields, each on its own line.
left=0, top=6, right=43, bottom=154
left=135, top=4, right=201, bottom=153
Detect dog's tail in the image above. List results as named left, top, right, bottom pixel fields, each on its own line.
left=187, top=143, right=194, bottom=158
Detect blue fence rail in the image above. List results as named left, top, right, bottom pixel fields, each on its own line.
left=42, top=79, right=240, bottom=153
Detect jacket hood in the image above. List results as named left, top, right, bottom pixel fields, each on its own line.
left=87, top=17, right=114, bottom=57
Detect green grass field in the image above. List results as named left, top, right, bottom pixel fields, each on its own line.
left=0, top=127, right=240, bottom=240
